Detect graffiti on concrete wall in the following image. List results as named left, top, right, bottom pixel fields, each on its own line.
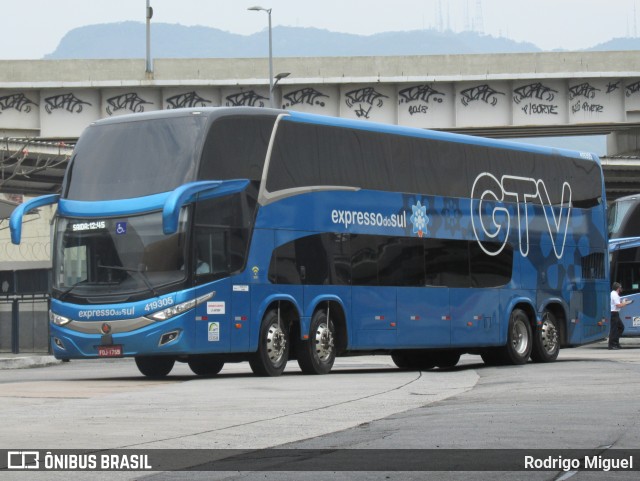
left=513, top=82, right=559, bottom=115
left=0, top=93, right=38, bottom=114
left=225, top=90, right=268, bottom=107
left=44, top=93, right=92, bottom=114
left=569, top=82, right=604, bottom=114
left=345, top=87, right=389, bottom=119
left=606, top=80, right=622, bottom=94
left=106, top=93, right=153, bottom=115
left=166, top=91, right=212, bottom=109
left=282, top=87, right=329, bottom=108
left=626, top=80, right=640, bottom=97
left=398, top=84, right=445, bottom=116
left=460, top=84, right=505, bottom=107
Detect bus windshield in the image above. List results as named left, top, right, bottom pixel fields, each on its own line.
left=53, top=210, right=189, bottom=302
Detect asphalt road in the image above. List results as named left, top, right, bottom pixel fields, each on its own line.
left=1, top=339, right=639, bottom=480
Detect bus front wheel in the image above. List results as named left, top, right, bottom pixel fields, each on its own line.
left=188, top=355, right=225, bottom=376
left=530, top=309, right=560, bottom=363
left=249, top=309, right=290, bottom=377
left=296, top=308, right=336, bottom=375
left=135, top=356, right=175, bottom=378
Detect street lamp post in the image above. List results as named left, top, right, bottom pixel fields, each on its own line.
left=248, top=6, right=274, bottom=107
left=146, top=0, right=153, bottom=75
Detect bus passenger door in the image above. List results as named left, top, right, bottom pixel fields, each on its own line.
left=396, top=287, right=450, bottom=347
left=193, top=279, right=232, bottom=352
left=230, top=283, right=251, bottom=351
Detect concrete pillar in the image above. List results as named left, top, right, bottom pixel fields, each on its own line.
left=607, top=128, right=640, bottom=156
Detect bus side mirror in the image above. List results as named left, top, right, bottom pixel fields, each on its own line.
left=9, top=194, right=60, bottom=244
left=162, top=179, right=249, bottom=235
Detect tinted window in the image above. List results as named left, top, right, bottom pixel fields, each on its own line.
left=269, top=234, right=512, bottom=288
left=425, top=239, right=470, bottom=288
left=66, top=115, right=207, bottom=200
left=379, top=237, right=426, bottom=287
left=200, top=116, right=276, bottom=182
left=469, top=242, right=513, bottom=287
left=268, top=233, right=351, bottom=285
left=193, top=187, right=257, bottom=283
left=350, top=234, right=379, bottom=286
left=267, top=120, right=601, bottom=206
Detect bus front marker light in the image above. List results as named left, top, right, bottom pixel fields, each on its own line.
left=159, top=330, right=181, bottom=346
left=50, top=311, right=71, bottom=326
left=54, top=337, right=66, bottom=350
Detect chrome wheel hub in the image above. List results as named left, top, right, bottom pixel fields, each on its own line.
left=266, top=323, right=287, bottom=364
left=512, top=320, right=529, bottom=355
left=540, top=315, right=559, bottom=354
left=314, top=321, right=334, bottom=362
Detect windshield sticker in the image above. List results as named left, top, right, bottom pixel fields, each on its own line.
left=72, top=221, right=106, bottom=232
left=208, top=322, right=220, bottom=342
left=115, top=222, right=127, bottom=235
left=207, top=302, right=225, bottom=315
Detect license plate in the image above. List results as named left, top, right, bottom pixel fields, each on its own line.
left=98, top=345, right=123, bottom=357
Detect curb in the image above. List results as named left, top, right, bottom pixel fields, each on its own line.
left=0, top=355, right=61, bottom=370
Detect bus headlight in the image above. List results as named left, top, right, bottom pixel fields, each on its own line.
left=50, top=311, right=71, bottom=326
left=147, top=299, right=197, bottom=321
left=146, top=292, right=215, bottom=322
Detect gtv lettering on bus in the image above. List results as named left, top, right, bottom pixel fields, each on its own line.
left=471, top=173, right=572, bottom=259
left=331, top=209, right=407, bottom=229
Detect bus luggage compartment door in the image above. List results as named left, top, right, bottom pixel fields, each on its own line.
left=449, top=288, right=500, bottom=346
left=396, top=286, right=450, bottom=348
left=352, top=286, right=396, bottom=349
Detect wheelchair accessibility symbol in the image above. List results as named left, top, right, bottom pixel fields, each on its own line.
left=116, top=222, right=127, bottom=235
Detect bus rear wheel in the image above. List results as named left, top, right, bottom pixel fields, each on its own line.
left=297, top=308, right=336, bottom=375
left=500, top=308, right=532, bottom=365
left=249, top=309, right=290, bottom=377
left=530, top=309, right=560, bottom=363
left=135, top=356, right=175, bottom=378
left=188, top=355, right=225, bottom=376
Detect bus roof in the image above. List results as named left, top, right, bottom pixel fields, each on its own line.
left=90, top=107, right=599, bottom=165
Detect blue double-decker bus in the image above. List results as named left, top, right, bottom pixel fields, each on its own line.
left=608, top=194, right=640, bottom=337
left=10, top=107, right=609, bottom=377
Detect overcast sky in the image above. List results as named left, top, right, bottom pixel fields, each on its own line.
left=2, top=0, right=639, bottom=59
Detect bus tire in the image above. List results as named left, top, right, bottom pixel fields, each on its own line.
left=135, top=356, right=175, bottom=378
left=480, top=349, right=503, bottom=366
left=391, top=350, right=436, bottom=371
left=188, top=356, right=225, bottom=376
left=249, top=309, right=290, bottom=377
left=297, top=308, right=336, bottom=375
left=530, top=309, right=560, bottom=363
left=435, top=351, right=461, bottom=368
left=501, top=308, right=532, bottom=365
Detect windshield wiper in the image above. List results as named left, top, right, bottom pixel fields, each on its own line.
left=98, top=263, right=159, bottom=298
left=57, top=280, right=87, bottom=301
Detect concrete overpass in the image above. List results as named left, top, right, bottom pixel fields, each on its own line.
left=1, top=52, right=640, bottom=199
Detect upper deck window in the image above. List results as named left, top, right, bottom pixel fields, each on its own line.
left=65, top=115, right=207, bottom=201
